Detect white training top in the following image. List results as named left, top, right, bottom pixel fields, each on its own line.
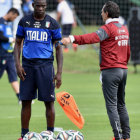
left=57, top=0, right=74, bottom=25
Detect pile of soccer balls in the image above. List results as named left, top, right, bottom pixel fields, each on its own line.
left=23, top=130, right=84, bottom=140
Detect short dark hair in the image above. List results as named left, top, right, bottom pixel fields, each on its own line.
left=103, top=1, right=120, bottom=18
left=7, top=8, right=19, bottom=16
left=33, top=0, right=47, bottom=3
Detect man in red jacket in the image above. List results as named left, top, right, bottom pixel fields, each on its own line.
left=61, top=1, right=130, bottom=140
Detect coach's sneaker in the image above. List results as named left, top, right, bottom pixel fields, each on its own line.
left=18, top=137, right=23, bottom=140
left=112, top=137, right=124, bottom=140
left=64, top=48, right=69, bottom=53
left=72, top=43, right=78, bottom=52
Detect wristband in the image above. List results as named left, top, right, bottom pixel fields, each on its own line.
left=69, top=35, right=75, bottom=43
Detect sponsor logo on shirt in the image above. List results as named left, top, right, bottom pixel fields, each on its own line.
left=115, top=34, right=129, bottom=47
left=118, top=29, right=125, bottom=34
left=34, top=21, right=41, bottom=28
left=26, top=21, right=30, bottom=25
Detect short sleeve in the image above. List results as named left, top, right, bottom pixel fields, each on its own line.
left=52, top=28, right=62, bottom=41
left=51, top=20, right=62, bottom=41
left=57, top=3, right=63, bottom=13
left=16, top=18, right=25, bottom=38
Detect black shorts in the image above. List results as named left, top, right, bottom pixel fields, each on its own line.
left=20, top=61, right=55, bottom=102
left=62, top=24, right=72, bottom=36
left=0, top=56, right=17, bottom=82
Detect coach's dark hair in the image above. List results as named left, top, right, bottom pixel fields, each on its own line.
left=103, top=1, right=120, bottom=18
left=7, top=8, right=19, bottom=16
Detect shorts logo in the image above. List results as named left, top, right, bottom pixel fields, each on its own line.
left=51, top=95, right=54, bottom=98
left=2, top=60, right=6, bottom=65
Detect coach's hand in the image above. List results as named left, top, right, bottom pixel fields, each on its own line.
left=16, top=65, right=26, bottom=81
left=61, top=37, right=71, bottom=46
left=54, top=72, right=62, bottom=89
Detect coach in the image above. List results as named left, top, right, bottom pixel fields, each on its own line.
left=61, top=1, right=130, bottom=140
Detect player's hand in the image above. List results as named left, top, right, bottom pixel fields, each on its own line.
left=16, top=65, right=26, bottom=81
left=12, top=38, right=16, bottom=43
left=9, top=37, right=15, bottom=43
left=54, top=72, right=62, bottom=89
left=61, top=37, right=71, bottom=46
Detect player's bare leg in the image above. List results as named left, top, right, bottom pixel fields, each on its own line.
left=11, top=81, right=20, bottom=102
left=44, top=101, right=55, bottom=132
left=18, top=100, right=32, bottom=138
left=11, top=81, right=19, bottom=93
left=21, top=100, right=32, bottom=129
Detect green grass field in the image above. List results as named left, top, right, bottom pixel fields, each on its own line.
left=0, top=49, right=140, bottom=140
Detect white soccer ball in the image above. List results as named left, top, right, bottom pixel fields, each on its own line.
left=23, top=132, right=42, bottom=140
left=40, top=130, right=56, bottom=140
left=23, top=132, right=32, bottom=140
left=67, top=130, right=84, bottom=140
left=56, top=131, right=73, bottom=140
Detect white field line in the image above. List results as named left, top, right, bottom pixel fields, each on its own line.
left=0, top=112, right=140, bottom=119
left=0, top=114, right=62, bottom=119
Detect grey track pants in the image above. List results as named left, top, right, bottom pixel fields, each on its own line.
left=101, top=68, right=130, bottom=140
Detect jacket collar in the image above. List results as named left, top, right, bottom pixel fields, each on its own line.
left=105, top=18, right=119, bottom=24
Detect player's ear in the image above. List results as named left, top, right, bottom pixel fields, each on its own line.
left=106, top=12, right=109, bottom=18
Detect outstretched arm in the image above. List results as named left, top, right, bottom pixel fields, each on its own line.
left=61, top=32, right=100, bottom=46
left=61, top=26, right=110, bottom=46
left=14, top=37, right=26, bottom=81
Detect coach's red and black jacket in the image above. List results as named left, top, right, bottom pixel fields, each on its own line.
left=72, top=18, right=130, bottom=70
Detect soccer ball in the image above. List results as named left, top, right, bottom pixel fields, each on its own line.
left=40, top=130, right=56, bottom=140
left=56, top=131, right=73, bottom=140
left=23, top=132, right=42, bottom=140
left=23, top=132, right=32, bottom=140
left=67, top=130, right=84, bottom=140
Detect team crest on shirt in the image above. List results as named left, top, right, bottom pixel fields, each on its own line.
left=45, top=22, right=50, bottom=28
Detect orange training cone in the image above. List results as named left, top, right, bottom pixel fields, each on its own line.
left=56, top=91, right=85, bottom=129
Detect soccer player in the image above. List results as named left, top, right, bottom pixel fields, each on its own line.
left=56, top=0, right=77, bottom=52
left=14, top=0, right=63, bottom=139
left=61, top=1, right=130, bottom=140
left=0, top=8, right=20, bottom=103
left=22, top=0, right=33, bottom=16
